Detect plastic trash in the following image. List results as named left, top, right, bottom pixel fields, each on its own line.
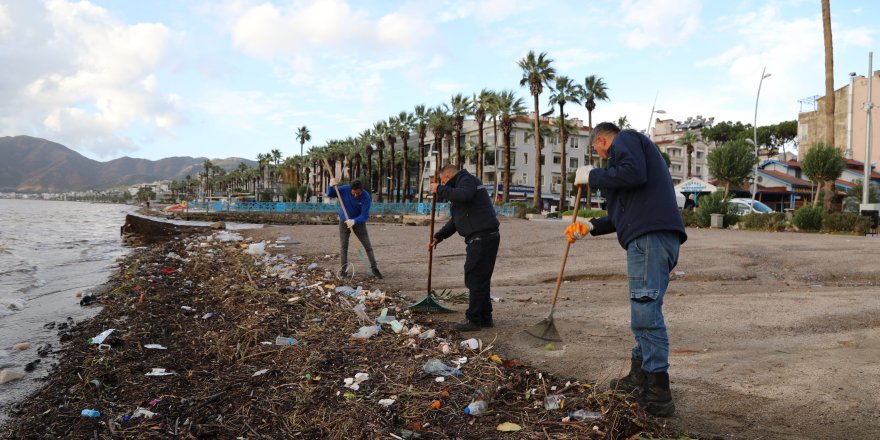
left=343, top=372, right=369, bottom=390
left=352, top=302, right=372, bottom=324
left=389, top=320, right=404, bottom=333
left=544, top=394, right=566, bottom=410
left=376, top=308, right=397, bottom=323
left=422, top=358, right=461, bottom=377
left=81, top=409, right=101, bottom=418
left=131, top=407, right=157, bottom=419
left=89, top=329, right=114, bottom=345
left=307, top=263, right=318, bottom=270
left=252, top=369, right=269, bottom=377
left=144, top=368, right=176, bottom=376
left=275, top=336, right=298, bottom=346
left=569, top=410, right=602, bottom=421
left=463, top=400, right=488, bottom=416
left=144, top=344, right=167, bottom=350
left=378, top=398, right=395, bottom=407
left=350, top=325, right=381, bottom=339
left=460, top=338, right=480, bottom=350
left=246, top=242, right=266, bottom=255
left=419, top=329, right=436, bottom=339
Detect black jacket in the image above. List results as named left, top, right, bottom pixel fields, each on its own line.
left=588, top=129, right=687, bottom=249
left=434, top=169, right=499, bottom=241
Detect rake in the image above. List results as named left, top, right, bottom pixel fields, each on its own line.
left=406, top=170, right=454, bottom=313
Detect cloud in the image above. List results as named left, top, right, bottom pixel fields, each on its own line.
left=227, top=0, right=436, bottom=58
left=619, top=0, right=702, bottom=49
left=0, top=0, right=181, bottom=158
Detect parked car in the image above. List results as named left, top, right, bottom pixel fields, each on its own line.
left=729, top=198, right=774, bottom=215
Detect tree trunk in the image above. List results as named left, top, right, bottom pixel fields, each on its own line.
left=532, top=95, right=542, bottom=211
left=822, top=0, right=835, bottom=146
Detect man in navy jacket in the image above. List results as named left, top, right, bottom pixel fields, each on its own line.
left=430, top=164, right=500, bottom=331
left=327, top=179, right=382, bottom=279
left=565, top=122, right=687, bottom=417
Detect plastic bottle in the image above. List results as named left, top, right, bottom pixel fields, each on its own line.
left=422, top=358, right=461, bottom=376
left=275, top=336, right=298, bottom=345
left=81, top=409, right=101, bottom=418
left=463, top=400, right=488, bottom=416
left=569, top=409, right=602, bottom=421
left=544, top=394, right=566, bottom=410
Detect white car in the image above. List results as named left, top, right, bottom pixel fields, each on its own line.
left=729, top=198, right=774, bottom=215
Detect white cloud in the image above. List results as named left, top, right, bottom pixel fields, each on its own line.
left=619, top=0, right=702, bottom=49
left=0, top=0, right=181, bottom=158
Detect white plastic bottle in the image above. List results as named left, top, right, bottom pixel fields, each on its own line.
left=275, top=336, right=298, bottom=345
left=463, top=400, right=488, bottom=416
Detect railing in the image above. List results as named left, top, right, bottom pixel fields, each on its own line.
left=181, top=201, right=518, bottom=217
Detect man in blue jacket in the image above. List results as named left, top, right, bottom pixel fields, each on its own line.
left=327, top=179, right=382, bottom=279
left=565, top=122, right=687, bottom=417
left=429, top=164, right=500, bottom=331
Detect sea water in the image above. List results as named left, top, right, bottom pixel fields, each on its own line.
left=0, top=199, right=132, bottom=425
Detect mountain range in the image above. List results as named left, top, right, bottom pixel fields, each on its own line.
left=0, top=135, right=256, bottom=193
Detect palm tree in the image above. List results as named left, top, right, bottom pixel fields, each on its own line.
left=583, top=75, right=610, bottom=165
left=496, top=90, right=527, bottom=203
left=676, top=130, right=701, bottom=180
left=384, top=117, right=399, bottom=202
left=201, top=159, right=213, bottom=199
left=473, top=89, right=494, bottom=182
left=396, top=111, right=416, bottom=202
left=485, top=91, right=501, bottom=202
left=428, top=106, right=451, bottom=173
left=296, top=126, right=311, bottom=157
left=414, top=105, right=429, bottom=202
left=372, top=121, right=387, bottom=202
left=821, top=0, right=834, bottom=147
left=548, top=75, right=583, bottom=212
left=518, top=50, right=556, bottom=210
left=359, top=129, right=374, bottom=192
left=616, top=115, right=631, bottom=129
left=447, top=93, right=472, bottom=166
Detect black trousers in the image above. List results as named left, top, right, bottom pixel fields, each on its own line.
left=463, top=233, right=500, bottom=325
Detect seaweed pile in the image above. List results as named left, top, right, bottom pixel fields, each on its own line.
left=2, top=230, right=677, bottom=439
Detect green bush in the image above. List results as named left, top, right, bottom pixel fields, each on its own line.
left=561, top=209, right=608, bottom=218
left=694, top=190, right=735, bottom=228
left=511, top=202, right=529, bottom=219
left=546, top=212, right=559, bottom=219
left=680, top=209, right=699, bottom=227
left=739, top=213, right=787, bottom=232
left=792, top=205, right=823, bottom=231
left=822, top=212, right=875, bottom=235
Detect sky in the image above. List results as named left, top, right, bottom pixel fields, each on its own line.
left=0, top=0, right=877, bottom=162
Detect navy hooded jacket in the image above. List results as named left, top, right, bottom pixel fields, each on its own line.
left=588, top=129, right=687, bottom=249
left=434, top=169, right=499, bottom=241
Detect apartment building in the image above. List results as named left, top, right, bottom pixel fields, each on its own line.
left=650, top=115, right=716, bottom=186
left=414, top=113, right=593, bottom=209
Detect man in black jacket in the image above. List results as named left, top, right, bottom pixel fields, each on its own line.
left=565, top=122, right=687, bottom=417
left=429, top=164, right=500, bottom=331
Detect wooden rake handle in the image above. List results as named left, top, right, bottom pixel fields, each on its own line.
left=548, top=184, right=586, bottom=312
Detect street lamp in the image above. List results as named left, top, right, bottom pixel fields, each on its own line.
left=646, top=108, right=666, bottom=138
left=748, top=67, right=771, bottom=210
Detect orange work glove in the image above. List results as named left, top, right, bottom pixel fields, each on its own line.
left=564, top=221, right=592, bottom=243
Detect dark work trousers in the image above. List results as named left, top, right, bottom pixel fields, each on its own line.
left=338, top=222, right=378, bottom=273
left=463, top=233, right=500, bottom=325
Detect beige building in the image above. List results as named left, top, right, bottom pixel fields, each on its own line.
left=650, top=115, right=716, bottom=186
left=798, top=70, right=880, bottom=167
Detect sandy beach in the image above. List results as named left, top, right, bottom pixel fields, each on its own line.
left=3, top=214, right=880, bottom=439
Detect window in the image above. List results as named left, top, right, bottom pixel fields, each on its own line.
left=673, top=164, right=681, bottom=172
left=510, top=153, right=516, bottom=167
left=569, top=137, right=580, bottom=149
left=696, top=151, right=704, bottom=159
left=512, top=132, right=517, bottom=146
left=523, top=152, right=528, bottom=164
left=569, top=157, right=578, bottom=169
left=696, top=166, right=702, bottom=175
left=521, top=173, right=528, bottom=184
left=540, top=155, right=545, bottom=165
left=552, top=155, right=561, bottom=165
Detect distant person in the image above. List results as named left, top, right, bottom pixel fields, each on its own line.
left=565, top=122, right=687, bottom=417
left=326, top=179, right=383, bottom=279
left=429, top=164, right=500, bottom=331
left=684, top=194, right=695, bottom=210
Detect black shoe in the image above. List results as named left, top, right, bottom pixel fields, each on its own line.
left=371, top=268, right=383, bottom=279
left=453, top=318, right=493, bottom=332
left=609, top=357, right=647, bottom=394
left=638, top=371, right=675, bottom=417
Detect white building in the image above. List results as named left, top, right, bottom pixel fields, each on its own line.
left=650, top=115, right=717, bottom=186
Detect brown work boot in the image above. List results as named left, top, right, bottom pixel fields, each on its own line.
left=609, top=357, right=646, bottom=394
left=639, top=371, right=675, bottom=417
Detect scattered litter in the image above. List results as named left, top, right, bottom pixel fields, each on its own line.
left=422, top=359, right=461, bottom=377
left=12, top=342, right=30, bottom=351
left=438, top=342, right=451, bottom=354
left=80, top=409, right=100, bottom=418
left=343, top=372, right=369, bottom=390
left=202, top=312, right=214, bottom=320
left=544, top=394, right=566, bottom=410
left=389, top=320, right=404, bottom=333
left=460, top=338, right=480, bottom=351
left=0, top=369, right=25, bottom=384
left=435, top=377, right=445, bottom=383
left=569, top=409, right=602, bottom=421
left=352, top=302, right=372, bottom=324
left=89, top=329, right=114, bottom=345
left=131, top=407, right=158, bottom=419
left=143, top=344, right=167, bottom=350
left=378, top=399, right=395, bottom=407
left=418, top=329, right=435, bottom=340
left=144, top=368, right=176, bottom=376
left=376, top=308, right=397, bottom=323
left=275, top=336, right=298, bottom=346
left=180, top=306, right=194, bottom=312
left=213, top=231, right=243, bottom=242
left=350, top=325, right=381, bottom=340
left=252, top=369, right=269, bottom=377
left=307, top=263, right=318, bottom=270
left=245, top=242, right=266, bottom=255
left=496, top=422, right=522, bottom=432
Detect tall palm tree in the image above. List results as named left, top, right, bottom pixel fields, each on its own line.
left=496, top=90, right=527, bottom=203
left=372, top=121, right=387, bottom=202
left=676, top=130, right=701, bottom=180
left=485, top=91, right=501, bottom=202
left=384, top=116, right=399, bottom=202
left=428, top=106, right=451, bottom=173
left=583, top=75, right=610, bottom=165
left=414, top=105, right=429, bottom=202
left=548, top=75, right=583, bottom=212
left=360, top=129, right=375, bottom=192
left=296, top=126, right=311, bottom=157
left=201, top=159, right=213, bottom=199
left=518, top=50, right=556, bottom=210
left=397, top=111, right=416, bottom=202
left=821, top=0, right=834, bottom=147
left=473, top=89, right=494, bottom=182
left=447, top=93, right=472, bottom=166
left=616, top=115, right=631, bottom=129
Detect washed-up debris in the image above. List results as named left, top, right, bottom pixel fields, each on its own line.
left=2, top=227, right=677, bottom=440
left=12, top=342, right=31, bottom=351
left=88, top=329, right=114, bottom=345
left=0, top=369, right=25, bottom=384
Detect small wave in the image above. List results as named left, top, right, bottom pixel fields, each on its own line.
left=1, top=298, right=27, bottom=315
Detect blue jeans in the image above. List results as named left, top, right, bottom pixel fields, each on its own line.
left=626, top=231, right=680, bottom=373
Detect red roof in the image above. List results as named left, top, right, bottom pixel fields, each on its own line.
left=760, top=169, right=812, bottom=187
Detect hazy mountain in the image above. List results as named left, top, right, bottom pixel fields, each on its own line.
left=0, top=135, right=257, bottom=192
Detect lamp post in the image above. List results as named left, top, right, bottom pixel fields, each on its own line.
left=748, top=67, right=771, bottom=210
left=646, top=108, right=666, bottom=139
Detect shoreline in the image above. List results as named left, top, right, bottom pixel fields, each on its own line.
left=1, top=221, right=670, bottom=439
